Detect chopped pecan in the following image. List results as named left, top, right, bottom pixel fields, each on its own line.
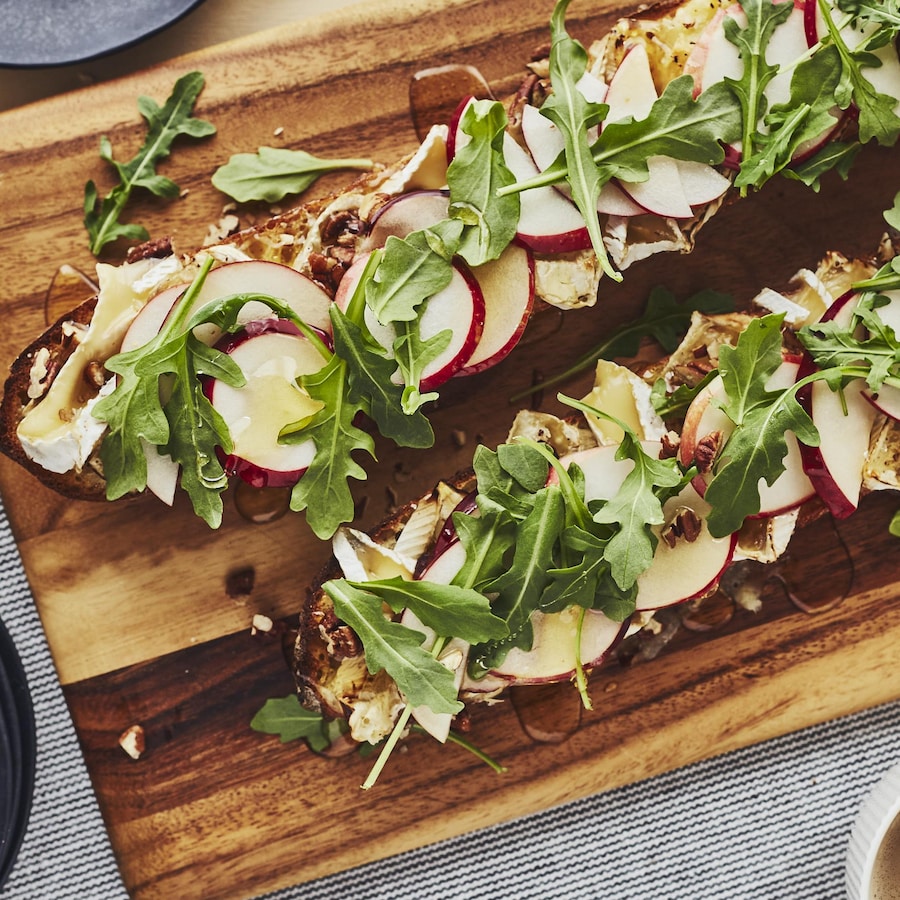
left=320, top=210, right=363, bottom=245
left=661, top=507, right=703, bottom=549
left=693, top=431, right=723, bottom=474
left=327, top=624, right=363, bottom=660
left=126, top=236, right=173, bottom=263
left=660, top=431, right=680, bottom=459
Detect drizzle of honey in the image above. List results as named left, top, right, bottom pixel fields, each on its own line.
left=233, top=480, right=292, bottom=524
left=774, top=516, right=854, bottom=614
left=510, top=682, right=583, bottom=744
left=408, top=64, right=494, bottom=142
left=680, top=587, right=735, bottom=632
left=44, top=264, right=98, bottom=326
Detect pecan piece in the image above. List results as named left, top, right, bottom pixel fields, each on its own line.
left=661, top=507, right=703, bottom=549
left=693, top=431, right=723, bottom=474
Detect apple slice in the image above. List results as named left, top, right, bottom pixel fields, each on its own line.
left=456, top=239, right=535, bottom=375
left=798, top=374, right=877, bottom=518
left=187, top=259, right=334, bottom=340
left=488, top=608, right=627, bottom=684
left=501, top=132, right=594, bottom=252
left=553, top=443, right=736, bottom=609
left=207, top=320, right=328, bottom=488
left=679, top=359, right=816, bottom=517
left=633, top=483, right=737, bottom=611
left=797, top=289, right=880, bottom=516
left=120, top=284, right=184, bottom=353
left=603, top=45, right=694, bottom=218
left=519, top=104, right=645, bottom=217
left=362, top=190, right=449, bottom=252
left=338, top=254, right=485, bottom=391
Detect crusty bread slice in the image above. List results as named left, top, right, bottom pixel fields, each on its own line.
left=289, top=242, right=900, bottom=747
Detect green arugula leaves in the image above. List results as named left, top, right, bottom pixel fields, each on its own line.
left=212, top=147, right=374, bottom=203
left=84, top=72, right=215, bottom=256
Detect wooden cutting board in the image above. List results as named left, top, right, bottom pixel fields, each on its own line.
left=1, top=0, right=900, bottom=896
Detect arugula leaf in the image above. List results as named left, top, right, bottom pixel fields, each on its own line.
left=781, top=139, right=861, bottom=191
left=651, top=368, right=720, bottom=419
left=330, top=305, right=434, bottom=447
left=818, top=0, right=900, bottom=144
left=510, top=284, right=733, bottom=401
left=84, top=71, right=215, bottom=256
left=364, top=220, right=463, bottom=324
left=736, top=47, right=844, bottom=190
left=704, top=315, right=820, bottom=536
left=721, top=0, right=795, bottom=194
left=885, top=189, right=900, bottom=230
left=447, top=99, right=520, bottom=266
left=592, top=79, right=743, bottom=180
left=538, top=0, right=619, bottom=281
left=250, top=695, right=338, bottom=750
left=324, top=579, right=464, bottom=715
left=590, top=430, right=685, bottom=590
left=391, top=318, right=451, bottom=414
left=286, top=353, right=376, bottom=539
left=344, top=577, right=508, bottom=643
left=211, top=146, right=373, bottom=203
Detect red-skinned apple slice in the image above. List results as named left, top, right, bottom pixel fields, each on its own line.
left=456, top=238, right=535, bottom=375
left=552, top=443, right=736, bottom=610
left=362, top=190, right=450, bottom=252
left=337, top=253, right=485, bottom=391
left=416, top=536, right=627, bottom=685
left=603, top=45, right=693, bottom=218
left=633, top=483, right=737, bottom=611
left=208, top=319, right=328, bottom=488
left=862, top=289, right=900, bottom=420
left=797, top=289, right=879, bottom=517
left=519, top=104, right=645, bottom=217
left=679, top=358, right=816, bottom=517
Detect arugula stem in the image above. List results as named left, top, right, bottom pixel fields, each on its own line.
left=776, top=10, right=854, bottom=79
left=573, top=607, right=593, bottom=710
left=361, top=705, right=413, bottom=790
left=162, top=256, right=215, bottom=336
left=361, top=633, right=452, bottom=790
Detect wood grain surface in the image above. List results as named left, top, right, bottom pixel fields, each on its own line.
left=1, top=0, right=900, bottom=897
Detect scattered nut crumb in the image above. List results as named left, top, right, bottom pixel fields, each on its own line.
left=251, top=613, right=274, bottom=635
left=273, top=126, right=284, bottom=137
left=202, top=214, right=240, bottom=246
left=604, top=682, right=618, bottom=693
left=179, top=188, right=190, bottom=199
left=119, top=724, right=145, bottom=760
left=451, top=428, right=467, bottom=448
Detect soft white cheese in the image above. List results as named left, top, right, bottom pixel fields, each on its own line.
left=20, top=377, right=116, bottom=474
left=17, top=257, right=179, bottom=473
left=379, top=124, right=449, bottom=196
left=534, top=249, right=603, bottom=309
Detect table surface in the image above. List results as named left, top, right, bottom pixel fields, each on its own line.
left=1, top=1, right=899, bottom=897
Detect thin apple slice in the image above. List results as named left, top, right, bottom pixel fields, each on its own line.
left=362, top=190, right=449, bottom=252
left=633, top=484, right=736, bottom=611
left=457, top=239, right=535, bottom=375
left=501, top=132, right=594, bottom=252
left=342, top=258, right=485, bottom=392
left=553, top=443, right=736, bottom=609
left=519, top=103, right=645, bottom=217
left=603, top=45, right=694, bottom=217
left=797, top=289, right=879, bottom=516
left=488, top=608, right=626, bottom=683
left=120, top=284, right=184, bottom=352
left=674, top=159, right=733, bottom=207
left=798, top=375, right=877, bottom=518
left=208, top=320, right=328, bottom=488
left=679, top=359, right=816, bottom=517
left=188, top=259, right=334, bottom=338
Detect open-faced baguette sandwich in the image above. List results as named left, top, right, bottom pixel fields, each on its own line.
left=1, top=0, right=899, bottom=538
left=287, top=236, right=900, bottom=785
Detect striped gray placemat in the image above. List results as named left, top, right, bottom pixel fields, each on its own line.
left=0, top=491, right=896, bottom=899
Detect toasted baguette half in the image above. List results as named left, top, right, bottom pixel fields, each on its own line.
left=290, top=241, right=900, bottom=748
left=2, top=0, right=892, bottom=514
